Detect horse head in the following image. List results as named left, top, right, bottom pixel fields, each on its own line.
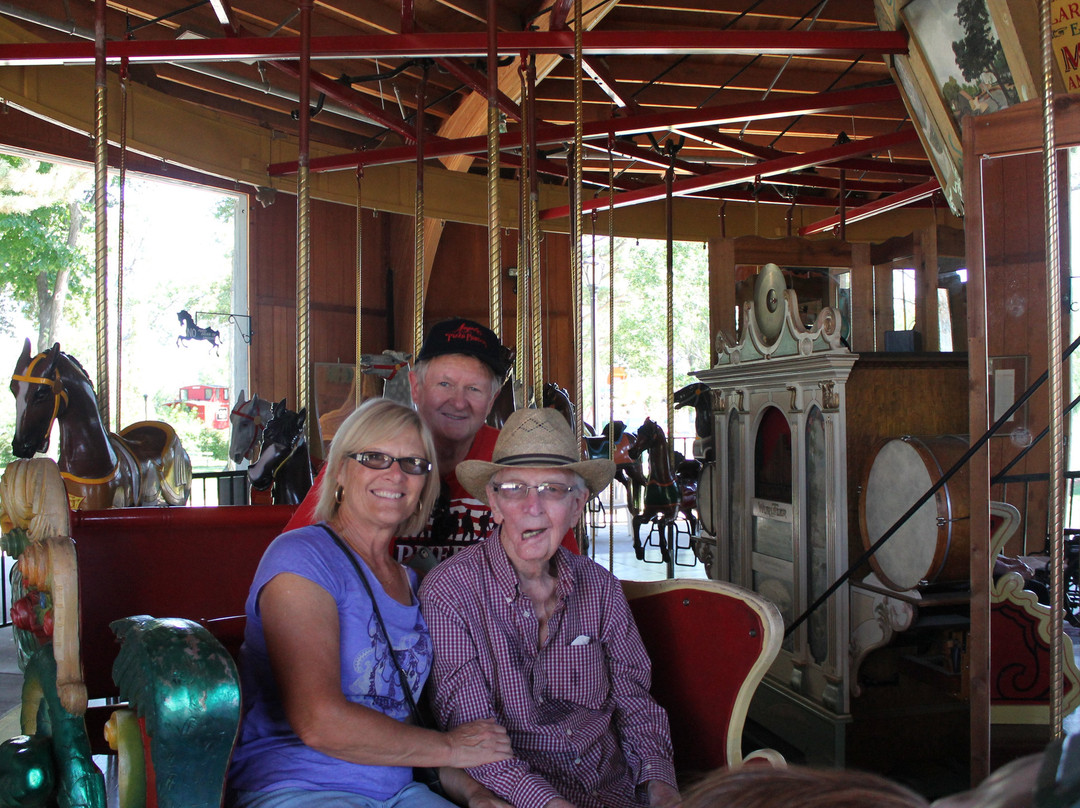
left=10, top=339, right=69, bottom=458
left=541, top=383, right=574, bottom=428
left=674, top=382, right=713, bottom=440
left=247, top=400, right=307, bottom=491
left=628, top=417, right=662, bottom=462
left=229, top=390, right=272, bottom=464
left=360, top=350, right=413, bottom=406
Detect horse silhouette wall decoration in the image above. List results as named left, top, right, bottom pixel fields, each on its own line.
left=247, top=399, right=312, bottom=505
left=10, top=339, right=192, bottom=510
left=176, top=310, right=221, bottom=353
left=229, top=390, right=273, bottom=464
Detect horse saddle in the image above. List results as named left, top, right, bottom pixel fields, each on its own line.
left=583, top=422, right=629, bottom=462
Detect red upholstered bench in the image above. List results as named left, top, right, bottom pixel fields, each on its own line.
left=70, top=504, right=295, bottom=701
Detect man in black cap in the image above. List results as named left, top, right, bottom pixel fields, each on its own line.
left=283, top=317, right=574, bottom=568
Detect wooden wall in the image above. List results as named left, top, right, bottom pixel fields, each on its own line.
left=980, top=151, right=1052, bottom=556
left=249, top=195, right=577, bottom=409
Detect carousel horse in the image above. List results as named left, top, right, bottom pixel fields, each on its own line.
left=673, top=450, right=701, bottom=534
left=541, top=383, right=645, bottom=516
left=0, top=458, right=103, bottom=807
left=359, top=350, right=413, bottom=406
left=486, top=376, right=519, bottom=428
left=628, top=417, right=681, bottom=563
left=674, top=381, right=714, bottom=461
left=229, top=390, right=273, bottom=464
left=176, top=310, right=221, bottom=353
left=9, top=339, right=192, bottom=510
left=247, top=399, right=312, bottom=506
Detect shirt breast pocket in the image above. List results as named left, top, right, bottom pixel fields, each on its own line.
left=540, top=641, right=610, bottom=710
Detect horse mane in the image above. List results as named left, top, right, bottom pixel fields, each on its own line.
left=63, top=351, right=93, bottom=385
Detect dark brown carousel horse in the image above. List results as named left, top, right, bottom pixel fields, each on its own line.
left=486, top=376, right=517, bottom=428
left=674, top=381, right=714, bottom=461
left=628, top=417, right=681, bottom=563
left=247, top=399, right=313, bottom=505
left=542, top=383, right=645, bottom=517
left=9, top=338, right=191, bottom=510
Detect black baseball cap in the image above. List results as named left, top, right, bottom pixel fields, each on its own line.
left=417, top=317, right=513, bottom=381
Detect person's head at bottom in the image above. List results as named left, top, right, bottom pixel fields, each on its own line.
left=681, top=764, right=930, bottom=808
left=410, top=317, right=511, bottom=464
left=457, top=407, right=614, bottom=573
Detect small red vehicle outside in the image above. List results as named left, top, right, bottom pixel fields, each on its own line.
left=169, top=385, right=231, bottom=430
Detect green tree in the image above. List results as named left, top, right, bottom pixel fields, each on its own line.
left=582, top=236, right=710, bottom=437
left=0, top=155, right=94, bottom=351
left=951, top=0, right=1017, bottom=105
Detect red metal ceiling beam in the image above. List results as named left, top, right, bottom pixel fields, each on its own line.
left=541, top=128, right=920, bottom=218
left=676, top=126, right=933, bottom=177
left=268, top=84, right=901, bottom=174
left=798, top=177, right=942, bottom=235
left=549, top=0, right=574, bottom=31
left=269, top=60, right=419, bottom=142
left=435, top=57, right=522, bottom=121
left=0, top=30, right=908, bottom=65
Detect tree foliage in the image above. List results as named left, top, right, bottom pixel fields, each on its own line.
left=0, top=155, right=94, bottom=350
left=582, top=237, right=710, bottom=435
left=951, top=0, right=1017, bottom=104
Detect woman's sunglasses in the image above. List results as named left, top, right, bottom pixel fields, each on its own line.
left=348, top=451, right=432, bottom=476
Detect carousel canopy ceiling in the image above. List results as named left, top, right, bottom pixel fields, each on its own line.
left=0, top=0, right=945, bottom=232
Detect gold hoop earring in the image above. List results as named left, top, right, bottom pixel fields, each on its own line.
left=334, top=485, right=344, bottom=505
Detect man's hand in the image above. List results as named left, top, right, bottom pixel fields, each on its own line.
left=647, top=780, right=682, bottom=808
left=445, top=718, right=513, bottom=768
left=437, top=766, right=514, bottom=808
left=541, top=799, right=577, bottom=808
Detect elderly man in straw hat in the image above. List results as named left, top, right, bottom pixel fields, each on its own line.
left=419, top=408, right=680, bottom=808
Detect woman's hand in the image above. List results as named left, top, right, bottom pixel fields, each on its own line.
left=445, top=718, right=513, bottom=768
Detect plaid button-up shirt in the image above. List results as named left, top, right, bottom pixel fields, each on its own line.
left=419, top=535, right=677, bottom=808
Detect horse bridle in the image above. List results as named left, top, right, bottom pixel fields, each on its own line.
left=261, top=416, right=305, bottom=479
left=11, top=353, right=69, bottom=441
left=231, top=400, right=265, bottom=460
left=362, top=359, right=409, bottom=380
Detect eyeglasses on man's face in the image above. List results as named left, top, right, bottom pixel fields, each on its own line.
left=349, top=451, right=432, bottom=476
left=489, top=481, right=578, bottom=501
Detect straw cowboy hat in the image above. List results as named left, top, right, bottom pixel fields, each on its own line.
left=457, top=408, right=615, bottom=504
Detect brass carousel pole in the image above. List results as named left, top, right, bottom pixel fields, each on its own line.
left=608, top=137, right=616, bottom=571
left=664, top=142, right=676, bottom=580
left=93, top=0, right=109, bottom=427
left=528, top=55, right=543, bottom=407
left=487, top=0, right=502, bottom=340
left=1040, top=0, right=1065, bottom=737
left=295, top=0, right=313, bottom=429
left=116, top=51, right=128, bottom=430
left=516, top=55, right=531, bottom=403
left=571, top=0, right=585, bottom=549
left=355, top=166, right=364, bottom=409
left=413, top=69, right=427, bottom=360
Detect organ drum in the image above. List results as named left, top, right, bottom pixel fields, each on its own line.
left=858, top=435, right=971, bottom=592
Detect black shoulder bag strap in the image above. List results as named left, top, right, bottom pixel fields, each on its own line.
left=318, top=523, right=426, bottom=722
left=318, top=523, right=446, bottom=796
